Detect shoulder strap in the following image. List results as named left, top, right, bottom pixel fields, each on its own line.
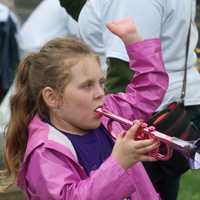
left=180, top=4, right=193, bottom=103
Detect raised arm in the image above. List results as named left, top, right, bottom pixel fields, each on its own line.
left=102, top=18, right=168, bottom=133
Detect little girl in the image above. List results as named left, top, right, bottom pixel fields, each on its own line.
left=4, top=18, right=168, bottom=199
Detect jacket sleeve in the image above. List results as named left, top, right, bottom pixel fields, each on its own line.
left=102, top=39, right=168, bottom=133
left=25, top=146, right=137, bottom=200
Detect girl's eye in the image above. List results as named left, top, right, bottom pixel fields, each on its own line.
left=81, top=78, right=105, bottom=90
left=86, top=82, right=93, bottom=88
left=99, top=79, right=106, bottom=88
left=82, top=81, right=94, bottom=89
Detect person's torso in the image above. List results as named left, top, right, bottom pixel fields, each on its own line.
left=79, top=0, right=200, bottom=108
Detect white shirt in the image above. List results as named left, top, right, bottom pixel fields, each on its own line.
left=0, top=0, right=79, bottom=135
left=17, top=0, right=79, bottom=58
left=79, top=0, right=200, bottom=110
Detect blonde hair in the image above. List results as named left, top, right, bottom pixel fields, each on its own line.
left=4, top=37, right=98, bottom=177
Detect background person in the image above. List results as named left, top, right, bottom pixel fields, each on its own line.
left=0, top=0, right=79, bottom=137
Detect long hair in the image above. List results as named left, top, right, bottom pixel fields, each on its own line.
left=4, top=37, right=98, bottom=177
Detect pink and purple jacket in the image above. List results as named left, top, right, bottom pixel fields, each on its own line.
left=17, top=39, right=168, bottom=200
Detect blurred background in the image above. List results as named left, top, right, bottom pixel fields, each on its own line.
left=3, top=0, right=41, bottom=22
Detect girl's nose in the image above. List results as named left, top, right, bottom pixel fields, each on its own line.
left=95, top=85, right=105, bottom=98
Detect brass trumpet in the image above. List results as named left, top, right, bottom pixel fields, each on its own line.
left=96, top=107, right=200, bottom=169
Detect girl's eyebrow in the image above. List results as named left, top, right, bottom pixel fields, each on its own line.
left=79, top=76, right=105, bottom=85
left=100, top=77, right=106, bottom=82
left=78, top=79, right=94, bottom=87
left=81, top=78, right=94, bottom=84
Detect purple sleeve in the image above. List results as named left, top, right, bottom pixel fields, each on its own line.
left=102, top=39, right=168, bottom=133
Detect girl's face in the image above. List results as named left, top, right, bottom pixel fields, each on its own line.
left=51, top=56, right=105, bottom=135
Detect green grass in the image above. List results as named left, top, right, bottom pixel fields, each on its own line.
left=178, top=170, right=200, bottom=200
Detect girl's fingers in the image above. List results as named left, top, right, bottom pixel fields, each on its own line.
left=112, top=17, right=132, bottom=25
left=136, top=142, right=160, bottom=154
left=106, top=17, right=135, bottom=37
left=138, top=155, right=157, bottom=162
left=132, top=138, right=155, bottom=149
left=106, top=22, right=116, bottom=32
left=107, top=17, right=132, bottom=26
left=125, top=121, right=141, bottom=140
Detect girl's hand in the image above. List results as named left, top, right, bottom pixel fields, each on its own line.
left=106, top=17, right=143, bottom=45
left=111, top=121, right=159, bottom=170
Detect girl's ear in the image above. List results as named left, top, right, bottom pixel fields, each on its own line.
left=42, top=87, right=60, bottom=108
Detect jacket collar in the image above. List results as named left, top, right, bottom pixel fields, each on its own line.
left=24, top=115, right=79, bottom=164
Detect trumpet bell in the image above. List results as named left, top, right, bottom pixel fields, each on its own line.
left=189, top=139, right=200, bottom=169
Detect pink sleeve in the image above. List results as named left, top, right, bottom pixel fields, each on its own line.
left=24, top=147, right=137, bottom=199
left=102, top=39, right=168, bottom=133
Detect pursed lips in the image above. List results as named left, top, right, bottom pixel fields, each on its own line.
left=94, top=105, right=103, bottom=118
